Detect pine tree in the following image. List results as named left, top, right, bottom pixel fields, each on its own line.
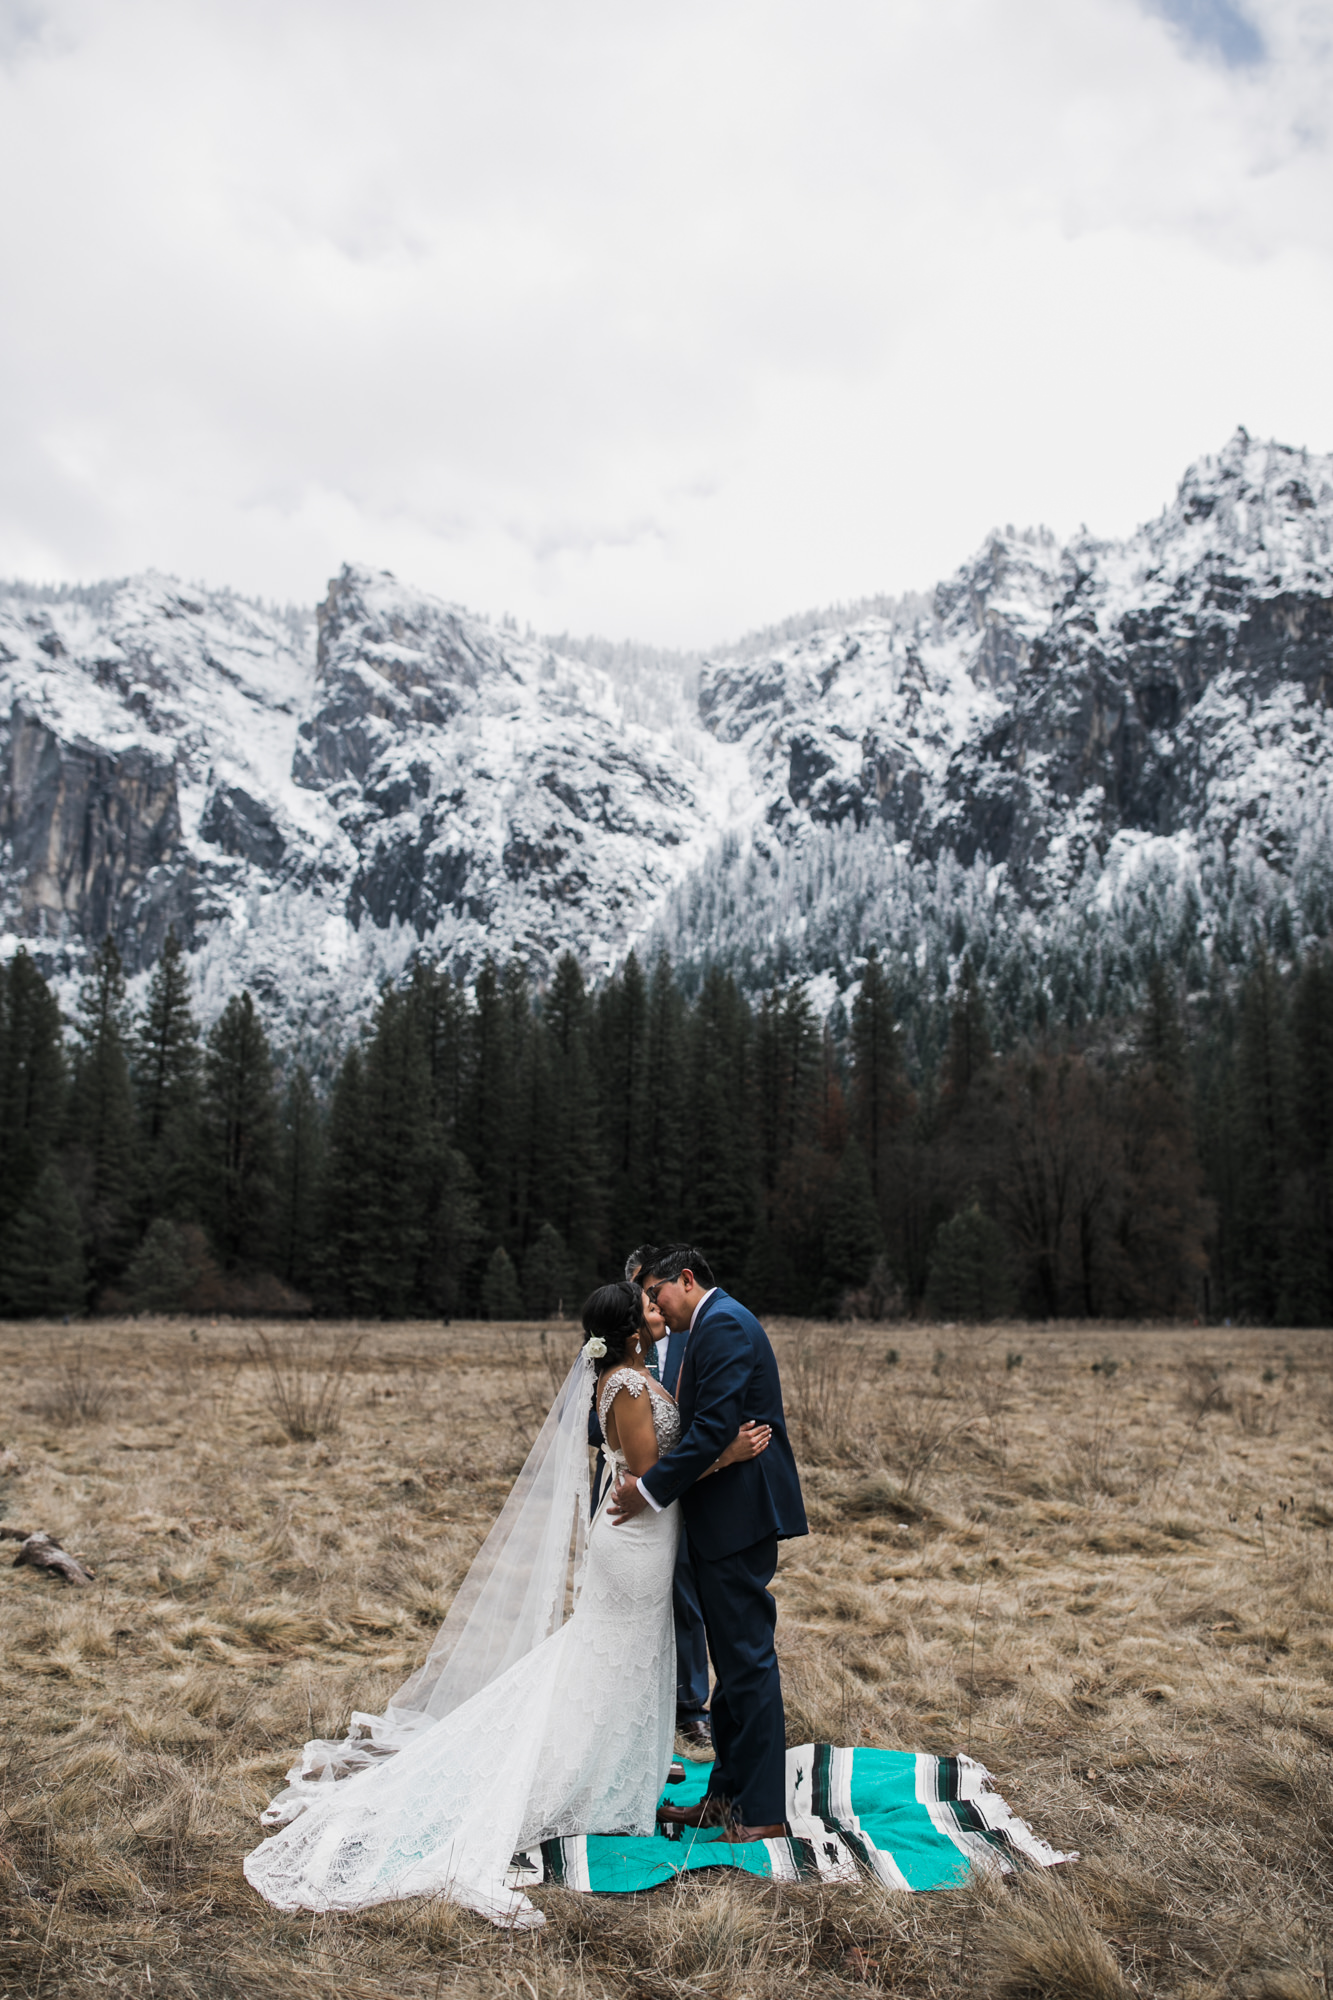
left=318, top=1045, right=372, bottom=1312
left=0, top=949, right=66, bottom=1242
left=522, top=1219, right=573, bottom=1317
left=124, top=1217, right=192, bottom=1312
left=463, top=958, right=522, bottom=1254
left=1287, top=951, right=1333, bottom=1322
left=597, top=951, right=650, bottom=1258
left=358, top=985, right=435, bottom=1314
left=742, top=983, right=825, bottom=1307
left=67, top=937, right=136, bottom=1298
left=1139, top=955, right=1187, bottom=1086
left=418, top=1142, right=481, bottom=1317
left=481, top=1244, right=523, bottom=1320
left=0, top=1163, right=85, bottom=1317
left=1192, top=967, right=1239, bottom=1320
left=924, top=1203, right=1016, bottom=1321
left=198, top=991, right=278, bottom=1272
left=643, top=953, right=687, bottom=1233
left=515, top=1009, right=555, bottom=1271
left=502, top=962, right=537, bottom=1250
left=850, top=947, right=907, bottom=1201
left=1101, top=961, right=1211, bottom=1319
left=822, top=1140, right=882, bottom=1294
left=539, top=954, right=603, bottom=1287
left=276, top=1066, right=322, bottom=1296
left=134, top=928, right=198, bottom=1143
left=1232, top=953, right=1293, bottom=1321
left=753, top=984, right=821, bottom=1197
left=940, top=956, right=992, bottom=1116
left=883, top=1072, right=958, bottom=1313
left=405, top=965, right=481, bottom=1316
left=410, top=961, right=469, bottom=1143
left=685, top=967, right=755, bottom=1284
left=133, top=927, right=201, bottom=1223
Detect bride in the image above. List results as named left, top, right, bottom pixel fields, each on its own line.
left=243, top=1280, right=771, bottom=1927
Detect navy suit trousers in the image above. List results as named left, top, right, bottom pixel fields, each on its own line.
left=692, top=1533, right=785, bottom=1825
left=673, top=1529, right=710, bottom=1718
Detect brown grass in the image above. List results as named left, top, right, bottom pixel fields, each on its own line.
left=2, top=1316, right=1332, bottom=1999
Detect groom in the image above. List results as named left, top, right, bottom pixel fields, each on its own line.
left=609, top=1245, right=807, bottom=1842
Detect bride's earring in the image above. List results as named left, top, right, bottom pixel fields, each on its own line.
left=632, top=1338, right=642, bottom=1356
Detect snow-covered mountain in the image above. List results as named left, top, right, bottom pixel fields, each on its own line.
left=0, top=566, right=743, bottom=1040
left=2, top=429, right=1331, bottom=1046
left=658, top=430, right=1333, bottom=1024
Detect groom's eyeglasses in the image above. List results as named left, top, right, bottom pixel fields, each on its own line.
left=644, top=1284, right=666, bottom=1305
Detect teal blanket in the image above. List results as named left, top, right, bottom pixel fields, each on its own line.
left=509, top=1744, right=1074, bottom=1897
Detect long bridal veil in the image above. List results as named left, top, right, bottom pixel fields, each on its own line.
left=262, top=1346, right=595, bottom=1825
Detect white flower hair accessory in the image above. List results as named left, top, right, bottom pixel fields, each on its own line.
left=584, top=1336, right=608, bottom=1359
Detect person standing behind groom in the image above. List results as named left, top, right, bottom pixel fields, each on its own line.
left=609, top=1246, right=807, bottom=1842
left=624, top=1244, right=713, bottom=1750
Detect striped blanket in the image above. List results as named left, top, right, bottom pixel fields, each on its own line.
left=508, top=1744, right=1075, bottom=1897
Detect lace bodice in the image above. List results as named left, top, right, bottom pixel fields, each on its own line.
left=596, top=1368, right=681, bottom=1471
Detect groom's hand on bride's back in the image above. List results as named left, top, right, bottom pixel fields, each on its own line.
left=608, top=1473, right=649, bottom=1524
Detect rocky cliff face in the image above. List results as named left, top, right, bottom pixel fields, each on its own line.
left=0, top=566, right=737, bottom=1035
left=294, top=566, right=737, bottom=958
left=0, top=578, right=313, bottom=977
left=699, top=525, right=1064, bottom=847
left=691, top=431, right=1333, bottom=939
left=934, top=433, right=1333, bottom=904
left=2, top=431, right=1330, bottom=1036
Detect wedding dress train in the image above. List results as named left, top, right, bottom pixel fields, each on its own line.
left=243, top=1367, right=681, bottom=1928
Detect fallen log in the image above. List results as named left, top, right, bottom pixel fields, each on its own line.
left=7, top=1530, right=96, bottom=1585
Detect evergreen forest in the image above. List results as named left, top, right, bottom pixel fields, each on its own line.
left=1, top=930, right=1331, bottom=1326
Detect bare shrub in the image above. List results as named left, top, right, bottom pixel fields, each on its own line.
left=1181, top=1357, right=1231, bottom=1416
left=952, top=1351, right=1018, bottom=1460
left=1233, top=1377, right=1286, bottom=1436
left=245, top=1329, right=362, bottom=1441
left=784, top=1326, right=870, bottom=1464
left=32, top=1342, right=115, bottom=1426
left=503, top=1324, right=578, bottom=1437
left=1061, top=1403, right=1121, bottom=1502
left=879, top=1377, right=977, bottom=1502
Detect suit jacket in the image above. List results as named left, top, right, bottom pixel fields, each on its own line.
left=640, top=1289, right=807, bottom=1561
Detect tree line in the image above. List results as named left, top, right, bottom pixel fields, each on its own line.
left=1, top=932, right=1330, bottom=1324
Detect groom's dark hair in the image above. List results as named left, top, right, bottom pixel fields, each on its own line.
left=642, top=1244, right=715, bottom=1288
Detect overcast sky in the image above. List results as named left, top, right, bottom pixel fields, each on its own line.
left=1, top=0, right=1330, bottom=646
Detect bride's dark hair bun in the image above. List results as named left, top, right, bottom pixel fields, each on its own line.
left=580, top=1281, right=644, bottom=1367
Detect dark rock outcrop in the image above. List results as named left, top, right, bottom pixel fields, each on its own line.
left=3, top=704, right=192, bottom=971
left=199, top=785, right=286, bottom=870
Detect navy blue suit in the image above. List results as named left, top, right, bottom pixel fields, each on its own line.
left=641, top=1289, right=807, bottom=1823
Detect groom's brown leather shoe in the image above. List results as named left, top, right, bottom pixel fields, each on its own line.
left=656, top=1795, right=730, bottom=1828
left=722, top=1822, right=787, bottom=1843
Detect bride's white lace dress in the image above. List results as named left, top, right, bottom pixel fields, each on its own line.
left=243, top=1368, right=681, bottom=1927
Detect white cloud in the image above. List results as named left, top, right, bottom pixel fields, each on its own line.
left=0, top=0, right=1330, bottom=643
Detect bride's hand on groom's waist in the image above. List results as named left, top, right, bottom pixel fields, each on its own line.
left=608, top=1473, right=649, bottom=1524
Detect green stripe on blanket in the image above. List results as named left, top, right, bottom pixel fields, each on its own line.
left=507, top=1745, right=1075, bottom=1898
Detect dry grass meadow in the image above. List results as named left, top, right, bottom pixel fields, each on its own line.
left=2, top=1315, right=1332, bottom=2000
